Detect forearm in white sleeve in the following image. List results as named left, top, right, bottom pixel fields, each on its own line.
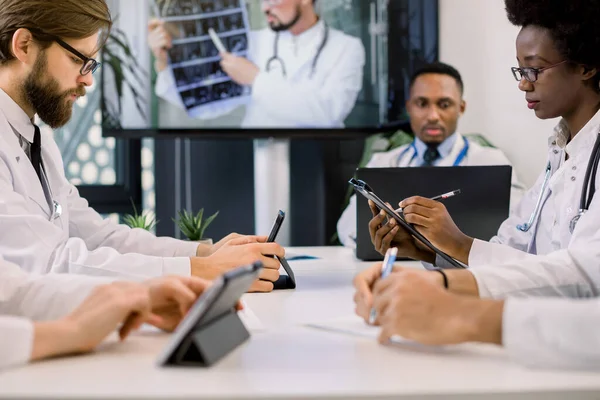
left=154, top=68, right=186, bottom=110
left=470, top=245, right=599, bottom=299
left=468, top=239, right=535, bottom=267
left=0, top=259, right=111, bottom=371
left=67, top=184, right=198, bottom=258
left=504, top=297, right=600, bottom=369
left=0, top=259, right=110, bottom=321
left=337, top=194, right=358, bottom=248
left=471, top=187, right=600, bottom=299
left=0, top=202, right=191, bottom=278
left=0, top=160, right=192, bottom=278
left=0, top=316, right=34, bottom=370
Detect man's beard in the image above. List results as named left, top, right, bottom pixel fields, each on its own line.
left=23, top=52, right=85, bottom=129
left=267, top=5, right=302, bottom=32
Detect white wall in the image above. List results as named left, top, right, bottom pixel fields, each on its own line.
left=439, top=0, right=556, bottom=187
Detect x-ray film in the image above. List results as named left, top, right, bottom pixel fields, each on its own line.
left=152, top=0, right=251, bottom=118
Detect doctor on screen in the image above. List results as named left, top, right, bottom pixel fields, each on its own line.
left=149, top=0, right=366, bottom=128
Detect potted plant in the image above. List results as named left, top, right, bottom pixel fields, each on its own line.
left=174, top=209, right=219, bottom=244
left=122, top=202, right=158, bottom=231
left=101, top=21, right=149, bottom=130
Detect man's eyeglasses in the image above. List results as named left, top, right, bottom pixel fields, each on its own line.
left=54, top=37, right=101, bottom=76
left=28, top=28, right=100, bottom=76
left=511, top=60, right=567, bottom=83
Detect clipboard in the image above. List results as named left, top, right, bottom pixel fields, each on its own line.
left=348, top=178, right=465, bottom=269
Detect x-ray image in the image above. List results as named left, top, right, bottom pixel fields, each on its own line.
left=159, top=0, right=240, bottom=16
left=152, top=0, right=251, bottom=118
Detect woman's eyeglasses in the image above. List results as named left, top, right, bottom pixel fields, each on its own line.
left=511, top=60, right=567, bottom=83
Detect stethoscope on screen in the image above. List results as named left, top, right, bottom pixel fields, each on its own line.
left=517, top=132, right=600, bottom=234
left=265, top=23, right=329, bottom=78
left=397, top=136, right=470, bottom=167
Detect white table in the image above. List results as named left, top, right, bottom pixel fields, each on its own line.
left=1, top=247, right=600, bottom=399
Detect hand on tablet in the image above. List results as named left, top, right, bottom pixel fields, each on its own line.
left=191, top=237, right=284, bottom=292
left=399, top=197, right=474, bottom=264
left=144, top=276, right=215, bottom=332
left=368, top=200, right=435, bottom=262
left=196, top=233, right=265, bottom=257
left=35, top=276, right=216, bottom=360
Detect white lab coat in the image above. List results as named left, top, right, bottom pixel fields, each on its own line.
left=0, top=89, right=198, bottom=279
left=337, top=133, right=526, bottom=247
left=466, top=110, right=600, bottom=299
left=503, top=296, right=600, bottom=369
left=155, top=20, right=366, bottom=128
left=0, top=257, right=109, bottom=369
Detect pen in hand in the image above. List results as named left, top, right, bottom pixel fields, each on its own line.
left=395, top=189, right=461, bottom=213
left=368, top=247, right=398, bottom=325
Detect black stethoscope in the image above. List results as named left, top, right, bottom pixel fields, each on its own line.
left=571, top=131, right=600, bottom=232
left=517, top=132, right=600, bottom=234
left=265, top=23, right=329, bottom=79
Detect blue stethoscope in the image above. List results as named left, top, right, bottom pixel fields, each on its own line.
left=266, top=23, right=329, bottom=79
left=397, top=136, right=470, bottom=167
left=517, top=132, right=600, bottom=234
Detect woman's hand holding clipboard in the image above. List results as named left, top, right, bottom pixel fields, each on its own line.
left=348, top=178, right=465, bottom=269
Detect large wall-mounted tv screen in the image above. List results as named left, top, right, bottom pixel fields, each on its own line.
left=101, top=0, right=438, bottom=136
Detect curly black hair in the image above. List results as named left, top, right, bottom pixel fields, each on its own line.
left=505, top=0, right=600, bottom=89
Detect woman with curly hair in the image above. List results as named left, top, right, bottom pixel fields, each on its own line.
left=354, top=0, right=600, bottom=369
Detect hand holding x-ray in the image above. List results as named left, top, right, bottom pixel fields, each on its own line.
left=148, top=0, right=252, bottom=117
left=220, top=52, right=260, bottom=86
left=148, top=18, right=172, bottom=72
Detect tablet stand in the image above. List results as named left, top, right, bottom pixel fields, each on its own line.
left=167, top=310, right=250, bottom=367
left=273, top=256, right=296, bottom=290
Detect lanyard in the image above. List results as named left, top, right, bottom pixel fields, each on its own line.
left=396, top=136, right=470, bottom=167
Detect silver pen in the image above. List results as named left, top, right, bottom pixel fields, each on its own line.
left=395, top=189, right=461, bottom=213
left=368, top=247, right=398, bottom=324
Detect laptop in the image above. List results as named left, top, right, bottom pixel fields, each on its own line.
left=354, top=165, right=512, bottom=261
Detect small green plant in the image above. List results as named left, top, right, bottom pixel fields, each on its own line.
left=174, top=209, right=219, bottom=241
left=122, top=202, right=158, bottom=231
